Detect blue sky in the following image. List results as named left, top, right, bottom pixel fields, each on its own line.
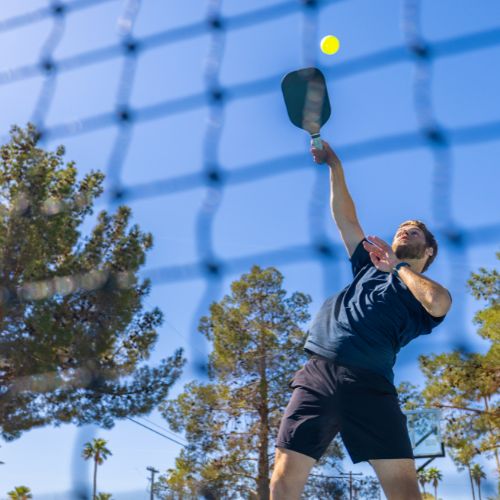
left=1, top=0, right=499, bottom=498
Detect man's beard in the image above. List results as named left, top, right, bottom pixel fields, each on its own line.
left=394, top=241, right=427, bottom=260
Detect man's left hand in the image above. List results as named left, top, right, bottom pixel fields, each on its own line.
left=362, top=236, right=401, bottom=273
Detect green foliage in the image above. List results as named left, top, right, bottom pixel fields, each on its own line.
left=470, top=463, right=487, bottom=483
left=155, top=266, right=347, bottom=499
left=82, top=437, right=112, bottom=465
left=470, top=463, right=487, bottom=500
left=351, top=476, right=381, bottom=500
left=467, top=253, right=500, bottom=369
left=426, top=467, right=442, bottom=486
left=426, top=467, right=443, bottom=500
left=397, top=381, right=426, bottom=410
left=6, top=486, right=32, bottom=500
left=418, top=469, right=429, bottom=494
left=416, top=252, right=499, bottom=479
left=0, top=124, right=185, bottom=440
left=83, top=438, right=112, bottom=500
left=95, top=493, right=113, bottom=500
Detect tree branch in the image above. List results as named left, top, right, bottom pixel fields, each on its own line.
left=434, top=404, right=485, bottom=414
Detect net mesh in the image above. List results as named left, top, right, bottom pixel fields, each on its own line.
left=1, top=0, right=499, bottom=497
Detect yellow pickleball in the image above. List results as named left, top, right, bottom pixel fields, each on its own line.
left=320, top=35, right=340, bottom=55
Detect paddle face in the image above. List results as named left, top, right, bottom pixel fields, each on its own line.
left=281, top=67, right=331, bottom=136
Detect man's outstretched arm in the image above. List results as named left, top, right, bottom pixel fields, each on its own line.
left=311, top=140, right=364, bottom=257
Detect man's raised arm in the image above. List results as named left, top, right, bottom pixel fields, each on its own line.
left=311, top=140, right=365, bottom=257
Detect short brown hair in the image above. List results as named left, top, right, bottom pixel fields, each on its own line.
left=397, top=220, right=438, bottom=272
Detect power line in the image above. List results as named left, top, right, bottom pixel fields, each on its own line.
left=126, top=417, right=188, bottom=447
left=137, top=415, right=189, bottom=442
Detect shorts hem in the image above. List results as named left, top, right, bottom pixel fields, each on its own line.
left=351, top=453, right=415, bottom=464
left=275, top=441, right=321, bottom=461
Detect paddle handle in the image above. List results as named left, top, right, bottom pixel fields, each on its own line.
left=311, top=133, right=323, bottom=150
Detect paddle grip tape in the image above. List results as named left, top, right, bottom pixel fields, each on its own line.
left=311, top=133, right=323, bottom=150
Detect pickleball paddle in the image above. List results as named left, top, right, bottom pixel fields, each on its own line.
left=281, top=67, right=331, bottom=150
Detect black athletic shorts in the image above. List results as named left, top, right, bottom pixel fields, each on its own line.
left=275, top=354, right=414, bottom=463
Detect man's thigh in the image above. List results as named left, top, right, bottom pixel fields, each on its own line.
left=339, top=381, right=414, bottom=463
left=275, top=385, right=340, bottom=461
left=369, top=458, right=421, bottom=500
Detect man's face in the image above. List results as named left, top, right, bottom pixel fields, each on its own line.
left=392, top=225, right=430, bottom=260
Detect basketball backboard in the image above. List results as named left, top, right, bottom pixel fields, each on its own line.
left=404, top=409, right=445, bottom=459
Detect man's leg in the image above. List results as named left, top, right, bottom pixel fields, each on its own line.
left=270, top=447, right=316, bottom=500
left=369, top=458, right=421, bottom=500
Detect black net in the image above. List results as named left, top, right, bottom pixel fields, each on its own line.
left=1, top=0, right=499, bottom=497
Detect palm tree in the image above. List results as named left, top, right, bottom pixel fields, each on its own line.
left=426, top=467, right=443, bottom=500
left=7, top=486, right=33, bottom=500
left=82, top=438, right=112, bottom=500
left=470, top=464, right=486, bottom=500
left=417, top=469, right=429, bottom=496
left=466, top=462, right=477, bottom=500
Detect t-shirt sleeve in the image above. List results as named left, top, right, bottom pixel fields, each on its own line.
left=416, top=291, right=452, bottom=335
left=349, top=238, right=372, bottom=277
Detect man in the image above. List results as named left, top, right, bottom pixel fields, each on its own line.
left=270, top=141, right=452, bottom=500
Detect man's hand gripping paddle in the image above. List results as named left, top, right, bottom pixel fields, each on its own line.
left=281, top=67, right=331, bottom=150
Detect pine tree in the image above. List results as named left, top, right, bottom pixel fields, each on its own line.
left=156, top=266, right=347, bottom=499
left=0, top=124, right=185, bottom=439
left=418, top=252, right=499, bottom=496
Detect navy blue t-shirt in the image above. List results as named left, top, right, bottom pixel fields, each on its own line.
left=304, top=238, right=449, bottom=384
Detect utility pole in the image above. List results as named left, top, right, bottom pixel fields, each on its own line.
left=147, top=466, right=159, bottom=500
left=329, top=472, right=363, bottom=500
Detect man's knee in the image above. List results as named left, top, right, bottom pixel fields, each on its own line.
left=269, top=473, right=292, bottom=497
left=270, top=471, right=303, bottom=500
left=270, top=448, right=316, bottom=500
left=369, top=459, right=421, bottom=500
